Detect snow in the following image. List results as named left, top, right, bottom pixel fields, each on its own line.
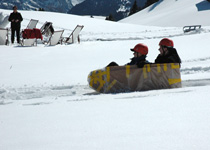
left=71, top=0, right=85, bottom=6
left=1, top=0, right=210, bottom=149
left=120, top=0, right=210, bottom=27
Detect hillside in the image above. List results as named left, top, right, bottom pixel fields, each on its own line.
left=1, top=1, right=210, bottom=149
left=0, top=0, right=84, bottom=13
left=120, top=0, right=210, bottom=27
left=68, top=0, right=147, bottom=21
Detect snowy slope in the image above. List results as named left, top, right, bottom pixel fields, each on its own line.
left=120, top=0, right=210, bottom=27
left=1, top=2, right=210, bottom=150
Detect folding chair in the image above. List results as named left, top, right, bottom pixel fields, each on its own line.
left=21, top=39, right=36, bottom=46
left=62, top=25, right=84, bottom=44
left=0, top=13, right=9, bottom=28
left=45, top=30, right=64, bottom=46
left=0, top=28, right=9, bottom=45
left=40, top=22, right=54, bottom=36
left=21, top=28, right=43, bottom=46
left=26, top=19, right=39, bottom=29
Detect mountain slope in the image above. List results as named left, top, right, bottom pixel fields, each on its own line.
left=0, top=0, right=84, bottom=13
left=68, top=0, right=147, bottom=21
left=120, top=0, right=210, bottom=27
left=1, top=5, right=210, bottom=150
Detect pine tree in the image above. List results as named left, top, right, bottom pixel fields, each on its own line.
left=145, top=0, right=159, bottom=7
left=38, top=8, right=45, bottom=11
left=105, top=14, right=115, bottom=21
left=129, top=0, right=138, bottom=16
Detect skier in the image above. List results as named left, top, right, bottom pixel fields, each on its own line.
left=107, top=43, right=149, bottom=68
left=155, top=38, right=181, bottom=64
left=8, top=6, right=23, bottom=44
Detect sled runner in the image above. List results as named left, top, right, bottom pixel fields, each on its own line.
left=88, top=63, right=182, bottom=93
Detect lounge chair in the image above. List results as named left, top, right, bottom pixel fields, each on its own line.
left=0, top=28, right=9, bottom=45
left=19, top=19, right=39, bottom=46
left=0, top=13, right=9, bottom=28
left=40, top=22, right=54, bottom=37
left=21, top=39, right=36, bottom=47
left=63, top=25, right=84, bottom=44
left=45, top=30, right=64, bottom=46
left=21, top=28, right=43, bottom=46
left=26, top=19, right=39, bottom=29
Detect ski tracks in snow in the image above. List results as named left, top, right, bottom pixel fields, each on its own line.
left=1, top=23, right=210, bottom=104
left=1, top=78, right=210, bottom=105
left=0, top=85, right=94, bottom=105
left=181, top=57, right=210, bottom=75
left=1, top=57, right=210, bottom=103
left=80, top=27, right=210, bottom=42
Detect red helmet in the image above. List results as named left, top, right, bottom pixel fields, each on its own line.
left=159, top=38, right=174, bottom=47
left=131, top=43, right=148, bottom=55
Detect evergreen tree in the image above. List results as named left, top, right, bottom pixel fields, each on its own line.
left=38, top=8, right=45, bottom=11
left=129, top=0, right=138, bottom=16
left=105, top=14, right=115, bottom=21
left=145, top=0, right=159, bottom=7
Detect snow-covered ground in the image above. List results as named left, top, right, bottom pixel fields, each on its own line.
left=120, top=0, right=210, bottom=27
left=1, top=0, right=210, bottom=149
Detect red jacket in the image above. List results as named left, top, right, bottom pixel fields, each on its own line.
left=22, top=28, right=43, bottom=40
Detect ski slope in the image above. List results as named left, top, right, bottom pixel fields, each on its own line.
left=120, top=0, right=210, bottom=27
left=1, top=0, right=210, bottom=149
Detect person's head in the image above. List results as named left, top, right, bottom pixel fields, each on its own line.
left=131, top=43, right=148, bottom=57
left=158, top=38, right=174, bottom=55
left=13, top=6, right=17, bottom=13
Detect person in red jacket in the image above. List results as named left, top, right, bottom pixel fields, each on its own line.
left=8, top=6, right=23, bottom=44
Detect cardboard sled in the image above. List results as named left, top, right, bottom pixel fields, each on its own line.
left=88, top=63, right=182, bottom=93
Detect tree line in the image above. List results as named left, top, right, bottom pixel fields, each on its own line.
left=106, top=0, right=159, bottom=21
left=129, top=0, right=159, bottom=16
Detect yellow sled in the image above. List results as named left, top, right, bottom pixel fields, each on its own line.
left=88, top=63, right=182, bottom=93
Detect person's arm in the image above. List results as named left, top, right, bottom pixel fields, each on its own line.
left=19, top=13, right=23, bottom=22
left=167, top=54, right=181, bottom=63
left=15, top=13, right=22, bottom=22
left=8, top=13, right=13, bottom=22
left=167, top=47, right=182, bottom=63
left=154, top=55, right=163, bottom=63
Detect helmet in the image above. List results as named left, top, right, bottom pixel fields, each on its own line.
left=159, top=38, right=174, bottom=47
left=131, top=43, right=148, bottom=55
